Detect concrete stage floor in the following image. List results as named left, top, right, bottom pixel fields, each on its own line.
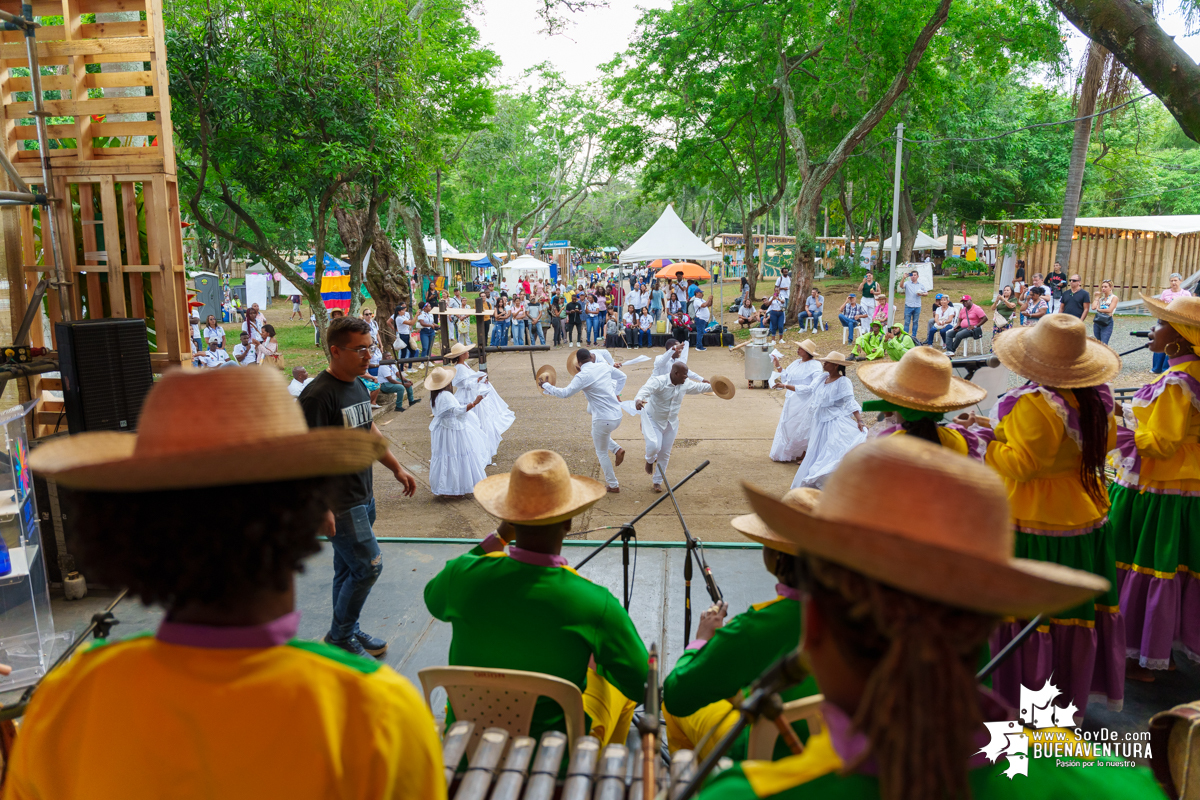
left=14, top=539, right=1199, bottom=748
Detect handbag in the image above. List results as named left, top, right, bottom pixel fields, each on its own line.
left=992, top=311, right=1009, bottom=328
left=1095, top=312, right=1113, bottom=327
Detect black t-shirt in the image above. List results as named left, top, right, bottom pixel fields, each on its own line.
left=1046, top=272, right=1068, bottom=297
left=1060, top=288, right=1091, bottom=318
left=300, top=371, right=374, bottom=513
left=566, top=300, right=583, bottom=324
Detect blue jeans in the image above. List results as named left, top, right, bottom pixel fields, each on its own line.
left=513, top=319, right=526, bottom=345
left=798, top=311, right=822, bottom=330
left=767, top=310, right=785, bottom=337
left=395, top=332, right=414, bottom=362
left=838, top=314, right=859, bottom=342
left=695, top=325, right=707, bottom=350
left=529, top=321, right=545, bottom=345
left=639, top=329, right=650, bottom=348
left=1093, top=317, right=1113, bottom=345
left=1152, top=351, right=1169, bottom=374
left=925, top=322, right=953, bottom=346
left=903, top=306, right=920, bottom=337
left=651, top=307, right=662, bottom=321
left=586, top=316, right=601, bottom=343
left=419, top=328, right=434, bottom=357
left=329, top=499, right=382, bottom=641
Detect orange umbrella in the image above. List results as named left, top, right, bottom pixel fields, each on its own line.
left=655, top=261, right=710, bottom=279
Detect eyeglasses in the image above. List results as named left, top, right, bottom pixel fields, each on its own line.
left=1069, top=279, right=1081, bottom=283
left=336, top=345, right=372, bottom=355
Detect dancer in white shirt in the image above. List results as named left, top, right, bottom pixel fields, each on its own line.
left=791, top=351, right=867, bottom=489
left=540, top=348, right=626, bottom=492
left=651, top=339, right=704, bottom=382
left=425, top=367, right=489, bottom=497
left=446, top=342, right=515, bottom=463
left=769, top=339, right=823, bottom=462
left=634, top=362, right=711, bottom=492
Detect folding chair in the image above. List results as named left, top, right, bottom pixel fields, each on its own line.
left=746, top=695, right=827, bottom=760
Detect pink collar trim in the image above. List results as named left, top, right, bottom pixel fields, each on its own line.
left=508, top=546, right=569, bottom=568
left=1169, top=353, right=1200, bottom=367
left=156, top=610, right=301, bottom=649
left=776, top=583, right=801, bottom=602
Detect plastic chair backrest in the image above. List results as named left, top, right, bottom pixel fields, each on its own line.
left=746, top=695, right=826, bottom=760
left=419, top=665, right=587, bottom=758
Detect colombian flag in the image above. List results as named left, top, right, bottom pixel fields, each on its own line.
left=321, top=273, right=351, bottom=312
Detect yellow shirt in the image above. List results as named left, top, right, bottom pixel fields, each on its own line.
left=885, top=425, right=971, bottom=456
left=4, top=636, right=445, bottom=800
left=1122, top=360, right=1200, bottom=493
left=986, top=391, right=1116, bottom=533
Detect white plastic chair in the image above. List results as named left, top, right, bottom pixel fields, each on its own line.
left=419, top=665, right=587, bottom=758
left=746, top=695, right=826, bottom=760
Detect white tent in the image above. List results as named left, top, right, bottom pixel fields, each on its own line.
left=619, top=205, right=721, bottom=263
left=502, top=254, right=552, bottom=292
left=879, top=230, right=941, bottom=251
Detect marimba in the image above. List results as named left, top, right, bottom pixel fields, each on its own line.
left=440, top=721, right=716, bottom=800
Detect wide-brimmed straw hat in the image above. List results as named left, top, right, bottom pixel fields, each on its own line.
left=425, top=366, right=455, bottom=391
left=732, top=488, right=820, bottom=554
left=743, top=437, right=1109, bottom=618
left=474, top=449, right=607, bottom=525
left=817, top=351, right=854, bottom=367
left=857, top=346, right=987, bottom=412
left=992, top=314, right=1120, bottom=389
left=29, top=368, right=384, bottom=491
left=1141, top=293, right=1200, bottom=328
left=537, top=364, right=558, bottom=387
left=797, top=339, right=818, bottom=356
left=567, top=350, right=583, bottom=376
left=445, top=342, right=473, bottom=360
left=708, top=375, right=736, bottom=400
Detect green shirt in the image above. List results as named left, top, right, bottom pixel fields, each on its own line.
left=663, top=591, right=820, bottom=760
left=852, top=332, right=885, bottom=361
left=883, top=332, right=916, bottom=362
left=424, top=548, right=648, bottom=740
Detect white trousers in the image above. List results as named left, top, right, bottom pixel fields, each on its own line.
left=592, top=417, right=623, bottom=488
left=644, top=420, right=678, bottom=483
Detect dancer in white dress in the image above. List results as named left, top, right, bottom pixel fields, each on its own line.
left=446, top=342, right=515, bottom=462
left=425, top=367, right=489, bottom=497
left=791, top=351, right=867, bottom=489
left=769, top=338, right=823, bottom=463
left=634, top=362, right=712, bottom=492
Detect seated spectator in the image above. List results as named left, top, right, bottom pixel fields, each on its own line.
left=17, top=368, right=444, bottom=799
left=638, top=309, right=653, bottom=348
left=604, top=310, right=623, bottom=349
left=198, top=339, right=230, bottom=369
left=945, top=294, right=987, bottom=354
left=797, top=288, right=824, bottom=331
left=233, top=332, right=258, bottom=366
left=258, top=324, right=281, bottom=368
left=1021, top=286, right=1049, bottom=325
left=737, top=297, right=761, bottom=329
left=883, top=323, right=917, bottom=361
left=837, top=294, right=868, bottom=343
left=850, top=320, right=885, bottom=361
left=671, top=311, right=693, bottom=344
left=993, top=285, right=1018, bottom=342
left=924, top=295, right=956, bottom=346
left=287, top=366, right=312, bottom=397
left=376, top=361, right=418, bottom=411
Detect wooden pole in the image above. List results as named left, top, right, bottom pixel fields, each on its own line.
left=475, top=297, right=488, bottom=372
left=438, top=298, right=451, bottom=354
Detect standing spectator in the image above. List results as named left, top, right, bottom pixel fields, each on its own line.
left=1152, top=272, right=1193, bottom=373
left=565, top=294, right=584, bottom=345
left=1060, top=274, right=1091, bottom=321
left=901, top=270, right=927, bottom=337
left=449, top=289, right=472, bottom=345
left=288, top=366, right=312, bottom=397
left=838, top=293, right=867, bottom=343
left=638, top=308, right=653, bottom=348
left=257, top=324, right=281, bottom=368
left=993, top=285, right=1018, bottom=344
left=797, top=288, right=824, bottom=331
left=233, top=331, right=258, bottom=366
left=549, top=295, right=564, bottom=347
left=1014, top=259, right=1026, bottom=283
left=1092, top=279, right=1118, bottom=344
left=417, top=303, right=436, bottom=357
left=203, top=314, right=225, bottom=349
left=242, top=307, right=264, bottom=345
left=692, top=291, right=711, bottom=351
left=289, top=293, right=302, bottom=320
left=765, top=290, right=785, bottom=343
left=650, top=281, right=665, bottom=322
left=527, top=294, right=545, bottom=345
left=490, top=297, right=510, bottom=346
left=361, top=308, right=379, bottom=344
left=774, top=267, right=791, bottom=304
left=859, top=271, right=881, bottom=319
left=299, top=316, right=417, bottom=656
left=1021, top=286, right=1050, bottom=325
left=924, top=295, right=956, bottom=347
left=390, top=303, right=415, bottom=373
left=944, top=295, right=986, bottom=354
left=1046, top=261, right=1069, bottom=313
left=189, top=315, right=202, bottom=353
left=511, top=295, right=528, bottom=346
left=585, top=293, right=602, bottom=345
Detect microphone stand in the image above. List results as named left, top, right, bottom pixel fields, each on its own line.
left=574, top=459, right=711, bottom=610
left=656, top=462, right=722, bottom=645
left=1118, top=343, right=1149, bottom=357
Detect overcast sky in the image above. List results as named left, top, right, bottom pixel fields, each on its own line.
left=474, top=0, right=1200, bottom=92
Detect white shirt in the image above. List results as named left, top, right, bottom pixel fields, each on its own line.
left=203, top=325, right=224, bottom=344
left=376, top=364, right=398, bottom=382
left=288, top=377, right=313, bottom=397
left=635, top=373, right=709, bottom=428
left=775, top=275, right=791, bottom=295
left=190, top=322, right=201, bottom=339
left=417, top=311, right=435, bottom=329
left=651, top=345, right=703, bottom=382
left=768, top=296, right=783, bottom=313
left=542, top=360, right=623, bottom=421
left=448, top=296, right=463, bottom=309
left=233, top=343, right=257, bottom=365
left=394, top=311, right=412, bottom=335
left=242, top=318, right=264, bottom=343
left=199, top=348, right=229, bottom=368
left=638, top=314, right=652, bottom=331
left=693, top=299, right=710, bottom=322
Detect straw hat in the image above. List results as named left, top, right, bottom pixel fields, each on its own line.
left=817, top=351, right=854, bottom=367
left=445, top=342, right=473, bottom=361
left=708, top=375, right=736, bottom=400
left=424, top=366, right=455, bottom=391
left=567, top=350, right=582, bottom=376
left=992, top=314, right=1120, bottom=389
left=732, top=488, right=820, bottom=555
left=1141, top=292, right=1200, bottom=328
left=797, top=339, right=818, bottom=356
left=743, top=437, right=1109, bottom=618
left=29, top=368, right=385, bottom=491
left=537, top=364, right=558, bottom=387
left=474, top=449, right=607, bottom=525
left=857, top=346, right=987, bottom=412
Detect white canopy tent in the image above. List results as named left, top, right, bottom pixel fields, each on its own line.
left=502, top=254, right=552, bottom=292
left=619, top=205, right=721, bottom=263
left=879, top=230, right=941, bottom=251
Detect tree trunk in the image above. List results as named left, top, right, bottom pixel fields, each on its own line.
left=398, top=203, right=433, bottom=278
left=1056, top=40, right=1107, bottom=269
left=743, top=216, right=759, bottom=300
left=1050, top=0, right=1200, bottom=142
left=335, top=202, right=411, bottom=352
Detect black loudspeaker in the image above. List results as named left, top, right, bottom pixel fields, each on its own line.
left=55, top=319, right=154, bottom=433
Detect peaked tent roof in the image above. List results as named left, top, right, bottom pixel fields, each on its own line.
left=878, top=230, right=941, bottom=250
left=619, top=205, right=721, bottom=263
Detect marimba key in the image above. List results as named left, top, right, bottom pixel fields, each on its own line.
left=560, top=736, right=601, bottom=800
left=521, top=730, right=568, bottom=800
left=669, top=749, right=696, bottom=799
left=442, top=720, right=474, bottom=785
left=593, top=744, right=629, bottom=800
left=490, top=735, right=536, bottom=800
left=454, top=727, right=509, bottom=800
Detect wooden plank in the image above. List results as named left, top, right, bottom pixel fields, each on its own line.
left=52, top=176, right=82, bottom=320
left=121, top=181, right=145, bottom=318
left=63, top=0, right=96, bottom=165
left=78, top=183, right=104, bottom=317
left=0, top=36, right=155, bottom=61
left=145, top=0, right=175, bottom=167
left=13, top=156, right=167, bottom=178
left=145, top=175, right=181, bottom=362
left=10, top=121, right=159, bottom=139
left=7, top=71, right=153, bottom=92
left=17, top=205, right=43, bottom=349
left=5, top=95, right=160, bottom=119
left=99, top=176, right=126, bottom=317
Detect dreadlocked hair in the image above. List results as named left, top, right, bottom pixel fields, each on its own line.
left=765, top=548, right=799, bottom=588
left=899, top=417, right=941, bottom=445
left=800, top=556, right=998, bottom=800
left=1069, top=386, right=1111, bottom=506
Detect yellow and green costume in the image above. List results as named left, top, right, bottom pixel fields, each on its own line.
left=851, top=323, right=885, bottom=361
left=882, top=329, right=916, bottom=361
left=862, top=400, right=986, bottom=460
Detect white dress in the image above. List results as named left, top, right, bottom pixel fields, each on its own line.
left=453, top=362, right=515, bottom=460
left=770, top=358, right=824, bottom=462
left=790, top=376, right=867, bottom=489
left=429, top=391, right=490, bottom=496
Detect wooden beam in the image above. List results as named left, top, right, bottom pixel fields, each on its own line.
left=5, top=95, right=159, bottom=119
left=121, top=180, right=145, bottom=318
left=99, top=176, right=126, bottom=317
left=0, top=36, right=155, bottom=61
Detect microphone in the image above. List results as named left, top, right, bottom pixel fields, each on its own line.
left=950, top=354, right=1001, bottom=370
left=1129, top=331, right=1151, bottom=338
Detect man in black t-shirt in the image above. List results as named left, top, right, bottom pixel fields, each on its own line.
left=565, top=296, right=584, bottom=346
left=300, top=316, right=417, bottom=658
left=1059, top=274, right=1091, bottom=321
